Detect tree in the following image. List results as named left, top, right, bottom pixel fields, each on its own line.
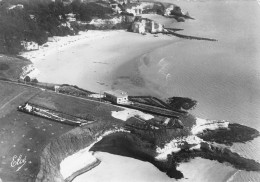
left=24, top=76, right=31, bottom=82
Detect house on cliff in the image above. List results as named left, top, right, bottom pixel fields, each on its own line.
left=131, top=17, right=163, bottom=34
left=104, top=90, right=128, bottom=104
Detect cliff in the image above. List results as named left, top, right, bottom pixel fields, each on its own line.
left=35, top=111, right=260, bottom=181
left=36, top=127, right=95, bottom=182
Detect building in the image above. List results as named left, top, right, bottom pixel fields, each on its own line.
left=125, top=3, right=143, bottom=16
left=104, top=90, right=128, bottom=104
left=66, top=13, right=76, bottom=22
left=131, top=17, right=163, bottom=34
left=131, top=20, right=145, bottom=34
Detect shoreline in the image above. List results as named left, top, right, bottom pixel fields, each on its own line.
left=20, top=30, right=177, bottom=93
left=20, top=30, right=118, bottom=64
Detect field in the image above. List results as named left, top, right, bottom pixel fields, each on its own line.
left=0, top=81, right=76, bottom=181
left=1, top=80, right=192, bottom=181
left=29, top=91, right=123, bottom=122
left=0, top=80, right=129, bottom=181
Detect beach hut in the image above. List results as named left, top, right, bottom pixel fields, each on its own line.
left=104, top=90, right=128, bottom=104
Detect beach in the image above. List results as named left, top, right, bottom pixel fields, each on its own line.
left=20, top=29, right=181, bottom=181
left=73, top=152, right=172, bottom=182
left=21, top=30, right=175, bottom=93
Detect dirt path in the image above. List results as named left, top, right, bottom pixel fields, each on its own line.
left=0, top=91, right=26, bottom=110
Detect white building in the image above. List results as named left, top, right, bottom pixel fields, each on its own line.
left=104, top=90, right=128, bottom=104
left=125, top=4, right=143, bottom=16
left=131, top=18, right=163, bottom=34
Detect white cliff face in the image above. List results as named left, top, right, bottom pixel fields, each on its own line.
left=59, top=128, right=129, bottom=180
left=155, top=139, right=181, bottom=161
left=191, top=118, right=229, bottom=135
left=155, top=136, right=203, bottom=161
left=60, top=146, right=98, bottom=179
left=102, top=128, right=130, bottom=137
left=154, top=117, right=230, bottom=161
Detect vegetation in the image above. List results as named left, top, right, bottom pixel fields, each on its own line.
left=0, top=55, right=30, bottom=80
left=197, top=123, right=260, bottom=145
left=0, top=0, right=114, bottom=54
left=166, top=97, right=197, bottom=111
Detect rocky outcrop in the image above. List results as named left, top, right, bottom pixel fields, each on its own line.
left=166, top=96, right=197, bottom=111
left=197, top=123, right=260, bottom=145
left=33, top=97, right=260, bottom=181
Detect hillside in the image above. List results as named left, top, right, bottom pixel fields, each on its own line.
left=0, top=55, right=30, bottom=80
left=0, top=0, right=114, bottom=54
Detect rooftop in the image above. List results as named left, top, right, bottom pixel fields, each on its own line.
left=104, top=90, right=128, bottom=97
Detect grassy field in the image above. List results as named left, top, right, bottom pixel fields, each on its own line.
left=0, top=80, right=189, bottom=181
left=0, top=81, right=74, bottom=181
left=0, top=55, right=30, bottom=80
left=0, top=81, right=128, bottom=181
left=29, top=91, right=123, bottom=123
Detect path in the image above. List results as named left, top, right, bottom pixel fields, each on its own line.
left=0, top=91, right=26, bottom=110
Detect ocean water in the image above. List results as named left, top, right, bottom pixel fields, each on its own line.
left=114, top=0, right=260, bottom=181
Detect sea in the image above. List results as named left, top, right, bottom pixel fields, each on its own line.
left=113, top=0, right=260, bottom=181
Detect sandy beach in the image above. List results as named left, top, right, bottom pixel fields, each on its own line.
left=177, top=157, right=236, bottom=182
left=21, top=30, right=176, bottom=93
left=73, top=152, right=172, bottom=182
